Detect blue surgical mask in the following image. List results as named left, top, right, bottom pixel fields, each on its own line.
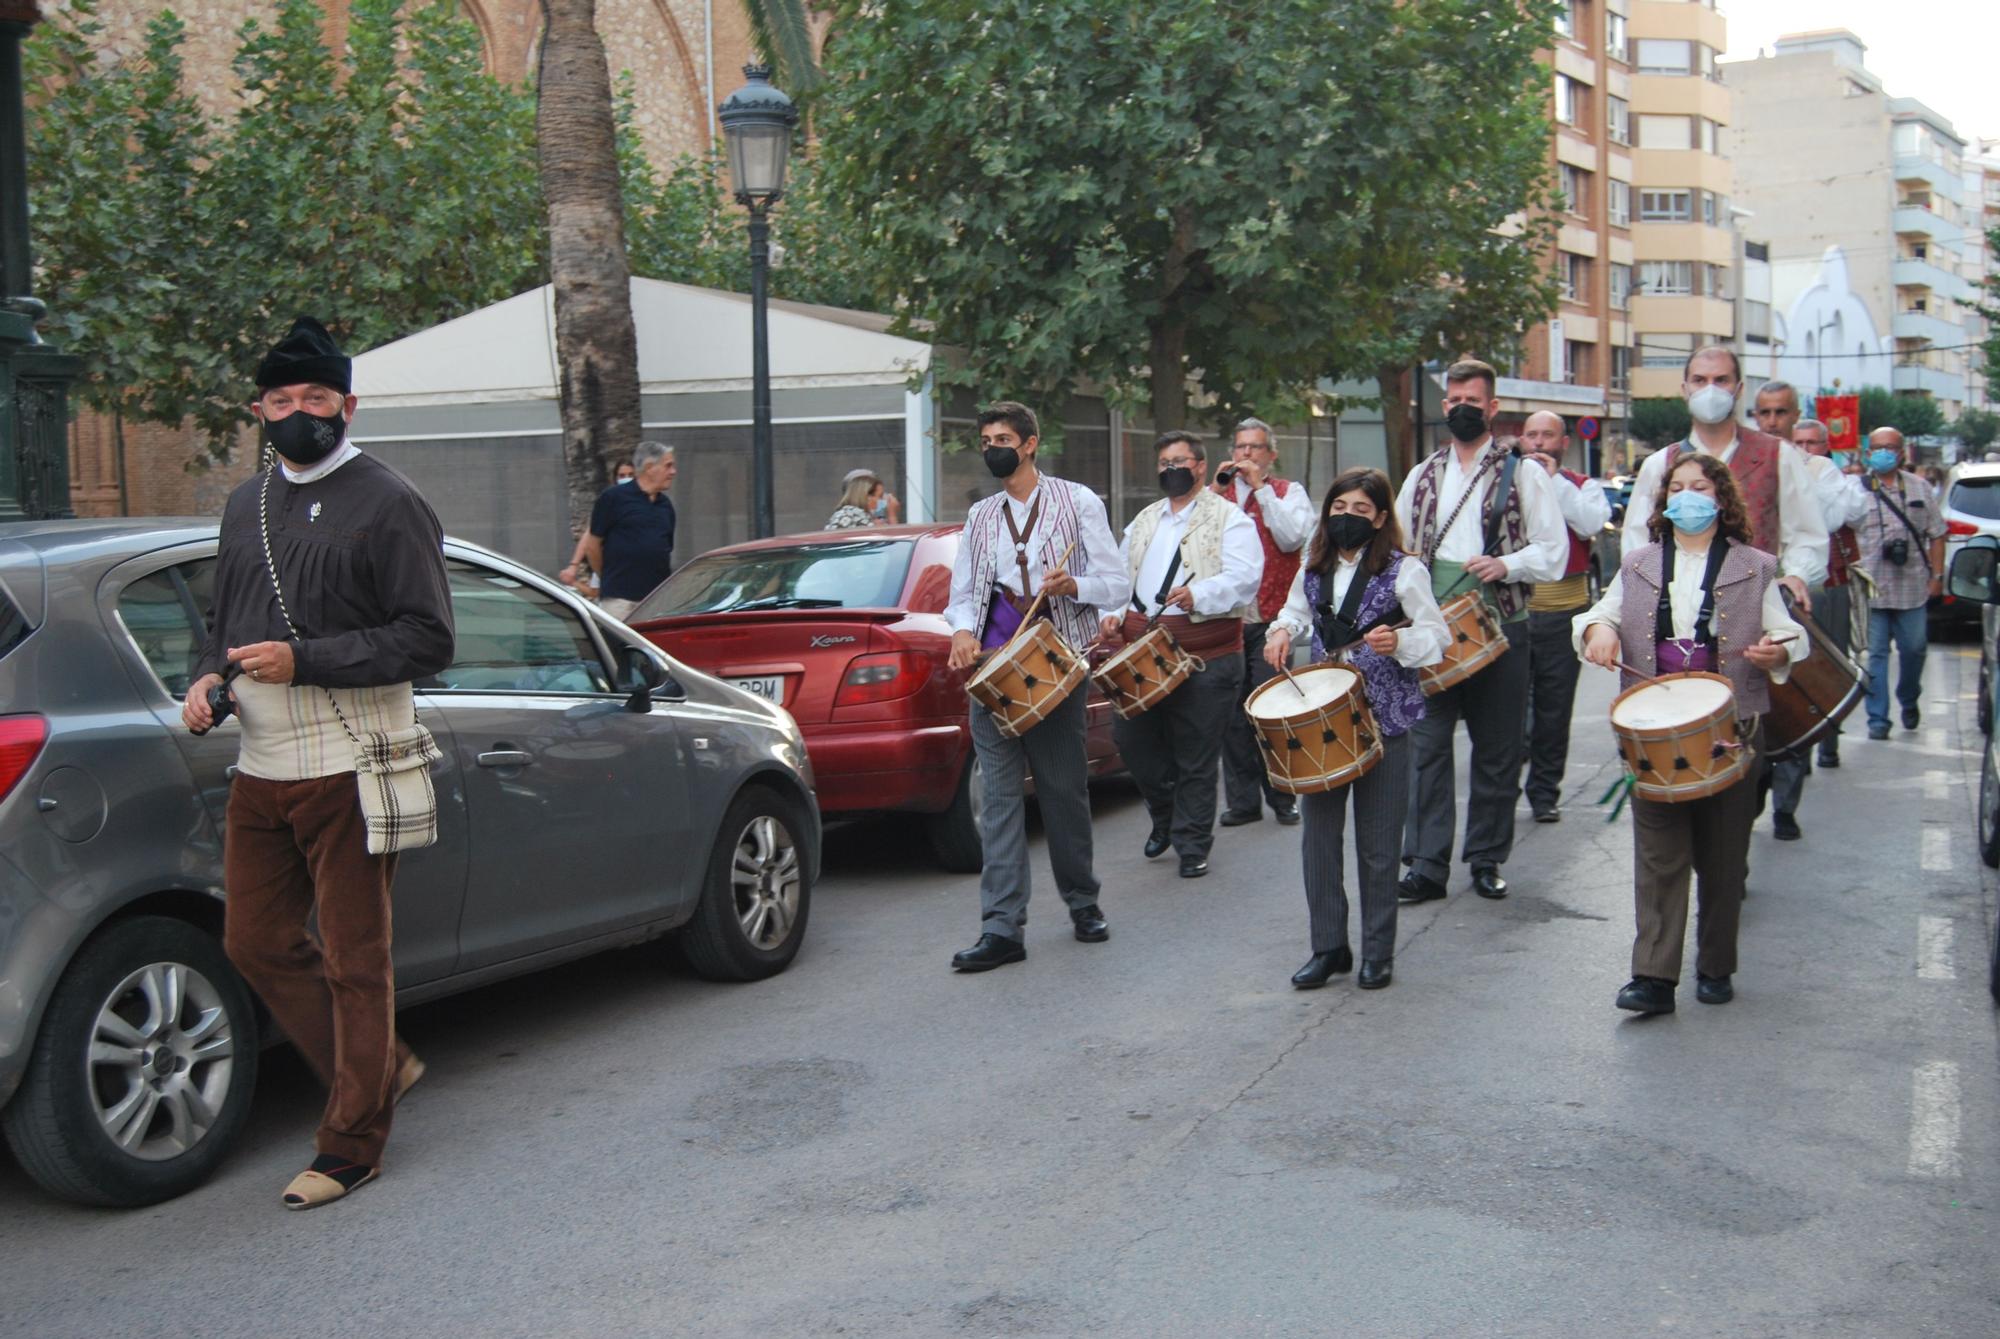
left=1664, top=490, right=1719, bottom=534
left=1868, top=448, right=1900, bottom=474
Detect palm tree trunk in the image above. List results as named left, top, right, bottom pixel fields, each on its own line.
left=538, top=0, right=641, bottom=544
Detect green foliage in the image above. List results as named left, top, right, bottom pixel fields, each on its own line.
left=1858, top=385, right=1946, bottom=440
left=811, top=0, right=1560, bottom=434
left=1628, top=397, right=1691, bottom=448
left=742, top=0, right=822, bottom=93
left=1977, top=223, right=2000, bottom=393
left=1955, top=407, right=2000, bottom=452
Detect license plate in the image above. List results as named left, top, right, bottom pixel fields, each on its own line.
left=730, top=675, right=785, bottom=703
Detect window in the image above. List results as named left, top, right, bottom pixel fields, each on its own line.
left=1636, top=38, right=1691, bottom=74
left=1559, top=163, right=1592, bottom=216
left=1704, top=264, right=1731, bottom=300
left=1636, top=114, right=1692, bottom=150
left=435, top=561, right=613, bottom=695
left=1607, top=95, right=1630, bottom=145
left=115, top=560, right=218, bottom=698
left=1699, top=117, right=1720, bottom=154
left=1561, top=252, right=1592, bottom=303
left=1611, top=345, right=1633, bottom=391
left=640, top=539, right=916, bottom=618
left=1639, top=188, right=1692, bottom=222
left=1554, top=0, right=1579, bottom=39
left=1564, top=341, right=1592, bottom=385
left=1641, top=333, right=1695, bottom=368
left=1555, top=74, right=1586, bottom=127
left=1744, top=240, right=1769, bottom=262
left=1744, top=300, right=1772, bottom=344
left=1609, top=262, right=1633, bottom=309
left=1608, top=179, right=1631, bottom=226
left=1607, top=11, right=1628, bottom=62
left=1640, top=260, right=1693, bottom=295
left=1949, top=478, right=2000, bottom=522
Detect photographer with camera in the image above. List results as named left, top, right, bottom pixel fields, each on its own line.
left=1855, top=427, right=1944, bottom=742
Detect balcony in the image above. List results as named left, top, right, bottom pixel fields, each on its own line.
left=1891, top=308, right=1964, bottom=345
left=1892, top=256, right=1972, bottom=301
left=1496, top=376, right=1605, bottom=410
left=1891, top=363, right=1967, bottom=400
left=1893, top=205, right=1966, bottom=247
left=1893, top=155, right=1966, bottom=202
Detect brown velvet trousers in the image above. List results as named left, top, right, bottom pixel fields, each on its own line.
left=1628, top=720, right=1762, bottom=983
left=223, top=773, right=400, bottom=1166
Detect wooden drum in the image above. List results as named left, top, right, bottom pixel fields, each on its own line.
left=1243, top=664, right=1382, bottom=795
left=1609, top=671, right=1752, bottom=804
left=1420, top=593, right=1508, bottom=696
left=1764, top=603, right=1865, bottom=759
left=966, top=621, right=1087, bottom=739
left=1091, top=625, right=1201, bottom=719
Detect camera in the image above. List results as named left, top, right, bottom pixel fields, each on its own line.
left=191, top=680, right=235, bottom=736
left=1884, top=537, right=1910, bottom=567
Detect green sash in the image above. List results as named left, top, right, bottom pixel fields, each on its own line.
left=1430, top=558, right=1528, bottom=624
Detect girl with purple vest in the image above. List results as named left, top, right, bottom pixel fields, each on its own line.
left=1266, top=469, right=1449, bottom=991
left=1574, top=452, right=1805, bottom=1016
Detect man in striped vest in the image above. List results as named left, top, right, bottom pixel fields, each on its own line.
left=1519, top=412, right=1611, bottom=824
left=943, top=402, right=1128, bottom=972
left=1215, top=417, right=1314, bottom=829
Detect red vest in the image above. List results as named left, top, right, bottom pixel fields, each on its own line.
left=1730, top=430, right=1783, bottom=559
left=1827, top=525, right=1860, bottom=588
left=1241, top=478, right=1301, bottom=623
left=1559, top=468, right=1592, bottom=577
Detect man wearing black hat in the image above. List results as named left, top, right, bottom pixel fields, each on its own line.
left=181, top=316, right=455, bottom=1210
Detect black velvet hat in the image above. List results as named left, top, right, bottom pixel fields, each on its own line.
left=255, top=316, right=351, bottom=394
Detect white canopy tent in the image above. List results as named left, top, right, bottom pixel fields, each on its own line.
left=347, top=278, right=938, bottom=568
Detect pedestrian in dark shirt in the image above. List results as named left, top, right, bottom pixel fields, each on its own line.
left=182, top=315, right=454, bottom=1211
left=569, top=441, right=678, bottom=620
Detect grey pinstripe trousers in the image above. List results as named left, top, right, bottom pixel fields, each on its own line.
left=1300, top=731, right=1410, bottom=961
left=969, top=687, right=1100, bottom=940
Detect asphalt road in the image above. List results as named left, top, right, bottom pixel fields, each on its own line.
left=4, top=644, right=1998, bottom=1338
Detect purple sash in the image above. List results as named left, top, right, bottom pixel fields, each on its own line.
left=1654, top=639, right=1714, bottom=674
left=981, top=588, right=1028, bottom=650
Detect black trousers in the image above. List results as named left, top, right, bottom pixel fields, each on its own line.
left=1114, top=651, right=1245, bottom=859
left=1221, top=623, right=1290, bottom=816
left=1403, top=619, right=1530, bottom=881
left=1522, top=606, right=1586, bottom=814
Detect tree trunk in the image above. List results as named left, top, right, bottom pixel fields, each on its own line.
left=538, top=0, right=641, bottom=546
left=1149, top=318, right=1188, bottom=433
left=1376, top=363, right=1417, bottom=492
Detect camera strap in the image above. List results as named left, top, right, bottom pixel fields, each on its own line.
left=1871, top=481, right=1934, bottom=574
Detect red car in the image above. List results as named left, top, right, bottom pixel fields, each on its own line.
left=627, top=525, right=1123, bottom=871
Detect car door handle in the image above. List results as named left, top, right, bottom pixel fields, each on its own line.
left=477, top=750, right=534, bottom=768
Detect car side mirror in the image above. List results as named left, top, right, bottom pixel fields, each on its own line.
left=616, top=644, right=673, bottom=712
left=1948, top=537, right=2000, bottom=604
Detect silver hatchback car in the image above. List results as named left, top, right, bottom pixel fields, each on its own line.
left=0, top=520, right=818, bottom=1206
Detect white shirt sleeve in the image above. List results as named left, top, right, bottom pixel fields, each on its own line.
left=1501, top=461, right=1572, bottom=584
left=1391, top=558, right=1449, bottom=669
left=1775, top=443, right=1830, bottom=585
left=1837, top=473, right=1871, bottom=529
left=1621, top=453, right=1665, bottom=559
left=1189, top=506, right=1266, bottom=615
left=1255, top=481, right=1317, bottom=552
left=1761, top=577, right=1808, bottom=684
left=1568, top=476, right=1613, bottom=536
left=1273, top=564, right=1312, bottom=640
left=1805, top=455, right=1847, bottom=534
left=944, top=514, right=984, bottom=635
left=1573, top=569, right=1625, bottom=657
left=1069, top=489, right=1129, bottom=615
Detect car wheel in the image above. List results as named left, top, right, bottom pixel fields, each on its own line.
left=1980, top=658, right=1993, bottom=737
left=678, top=785, right=813, bottom=982
left=926, top=756, right=984, bottom=874
left=1981, top=739, right=2000, bottom=871
left=1, top=916, right=258, bottom=1207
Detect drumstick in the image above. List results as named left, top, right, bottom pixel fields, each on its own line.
left=990, top=538, right=1080, bottom=658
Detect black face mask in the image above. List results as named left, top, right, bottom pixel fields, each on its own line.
left=1326, top=513, right=1377, bottom=552
left=1445, top=404, right=1488, bottom=443
left=1158, top=465, right=1196, bottom=499
left=982, top=446, right=1021, bottom=478
left=265, top=407, right=347, bottom=466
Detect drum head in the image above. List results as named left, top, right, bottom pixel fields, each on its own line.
left=1247, top=666, right=1358, bottom=719
left=1611, top=675, right=1733, bottom=728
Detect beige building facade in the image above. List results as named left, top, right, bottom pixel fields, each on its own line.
left=1966, top=139, right=1999, bottom=412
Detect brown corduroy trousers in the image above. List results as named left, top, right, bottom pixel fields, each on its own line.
left=1628, top=721, right=1763, bottom=983
left=223, top=773, right=400, bottom=1167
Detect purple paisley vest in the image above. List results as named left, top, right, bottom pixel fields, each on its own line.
left=1304, top=552, right=1426, bottom=738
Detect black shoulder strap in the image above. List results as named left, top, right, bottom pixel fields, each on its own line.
left=1872, top=480, right=1935, bottom=573
left=1656, top=537, right=1731, bottom=646
left=1484, top=450, right=1520, bottom=552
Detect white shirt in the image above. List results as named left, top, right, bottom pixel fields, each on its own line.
left=1226, top=476, right=1315, bottom=552
left=1804, top=453, right=1870, bottom=532
left=1394, top=440, right=1569, bottom=583
left=1620, top=433, right=1830, bottom=585
left=279, top=441, right=360, bottom=484
left=1271, top=556, right=1449, bottom=669
left=1121, top=497, right=1264, bottom=619
left=1572, top=541, right=1808, bottom=683
left=1552, top=472, right=1613, bottom=539
left=943, top=479, right=1127, bottom=635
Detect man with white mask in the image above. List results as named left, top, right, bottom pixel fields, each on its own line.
left=1621, top=347, right=1827, bottom=606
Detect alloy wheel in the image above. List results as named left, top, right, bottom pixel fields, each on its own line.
left=87, top=962, right=237, bottom=1161
left=730, top=814, right=803, bottom=950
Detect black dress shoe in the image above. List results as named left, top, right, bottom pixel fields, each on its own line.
left=1532, top=806, right=1561, bottom=824
left=1143, top=825, right=1172, bottom=859
left=1219, top=809, right=1262, bottom=827
left=1290, top=946, right=1353, bottom=989
left=1772, top=812, right=1801, bottom=841
left=1696, top=973, right=1734, bottom=1004
left=1070, top=905, right=1108, bottom=942
left=1903, top=706, right=1920, bottom=730
left=1472, top=866, right=1508, bottom=899
left=1273, top=803, right=1301, bottom=827
left=951, top=933, right=1025, bottom=973
left=1816, top=749, right=1840, bottom=769
left=1615, top=976, right=1675, bottom=1014
left=1397, top=871, right=1446, bottom=904
left=1179, top=854, right=1209, bottom=879
left=1357, top=958, right=1393, bottom=990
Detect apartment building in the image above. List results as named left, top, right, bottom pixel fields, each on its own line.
left=1724, top=31, right=1977, bottom=417
left=1625, top=0, right=1735, bottom=399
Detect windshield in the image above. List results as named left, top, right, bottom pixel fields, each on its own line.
left=634, top=539, right=915, bottom=619
left=1949, top=478, right=2000, bottom=522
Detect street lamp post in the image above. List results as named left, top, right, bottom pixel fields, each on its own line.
left=717, top=64, right=798, bottom=540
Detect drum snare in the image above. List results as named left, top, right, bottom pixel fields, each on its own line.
left=1763, top=602, right=1864, bottom=758
left=1608, top=671, right=1752, bottom=803
left=965, top=620, right=1088, bottom=739
left=1243, top=664, right=1383, bottom=795
left=1421, top=593, right=1509, bottom=696
left=1091, top=625, right=1201, bottom=719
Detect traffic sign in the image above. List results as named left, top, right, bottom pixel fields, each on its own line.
left=1577, top=416, right=1600, bottom=440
